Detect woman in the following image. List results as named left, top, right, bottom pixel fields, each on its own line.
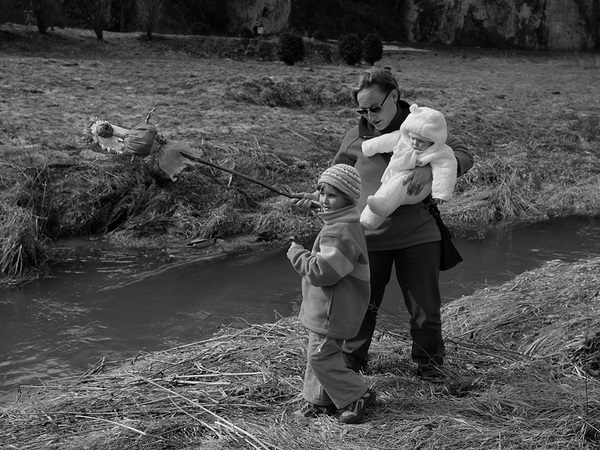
left=296, top=68, right=474, bottom=379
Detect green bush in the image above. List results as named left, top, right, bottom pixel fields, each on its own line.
left=338, top=33, right=362, bottom=65
left=278, top=33, right=305, bottom=66
left=362, top=33, right=383, bottom=65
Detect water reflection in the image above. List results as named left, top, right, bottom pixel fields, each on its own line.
left=1, top=216, right=599, bottom=405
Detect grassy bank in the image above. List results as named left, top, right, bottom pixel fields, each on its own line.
left=1, top=24, right=600, bottom=286
left=2, top=257, right=599, bottom=449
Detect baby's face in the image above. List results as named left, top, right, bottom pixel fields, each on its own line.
left=408, top=132, right=434, bottom=151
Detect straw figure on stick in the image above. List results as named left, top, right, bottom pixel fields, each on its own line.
left=86, top=109, right=204, bottom=181
left=85, top=110, right=319, bottom=203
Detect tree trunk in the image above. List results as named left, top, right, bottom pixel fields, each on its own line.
left=120, top=0, right=128, bottom=32
left=31, top=0, right=49, bottom=34
left=72, top=0, right=109, bottom=41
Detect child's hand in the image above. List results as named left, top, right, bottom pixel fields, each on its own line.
left=287, top=241, right=303, bottom=259
left=433, top=198, right=445, bottom=205
left=290, top=192, right=319, bottom=210
left=289, top=241, right=303, bottom=251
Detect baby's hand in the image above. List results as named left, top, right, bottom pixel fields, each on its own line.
left=433, top=198, right=445, bottom=205
left=362, top=141, right=377, bottom=157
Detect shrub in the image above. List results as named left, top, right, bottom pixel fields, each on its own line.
left=309, top=41, right=333, bottom=64
left=278, top=33, right=305, bottom=66
left=312, top=30, right=327, bottom=41
left=362, top=33, right=383, bottom=65
left=240, top=27, right=254, bottom=38
left=338, top=33, right=362, bottom=65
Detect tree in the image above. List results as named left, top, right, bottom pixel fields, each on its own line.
left=30, top=0, right=64, bottom=34
left=69, top=0, right=110, bottom=41
left=136, top=0, right=163, bottom=40
left=30, top=0, right=50, bottom=34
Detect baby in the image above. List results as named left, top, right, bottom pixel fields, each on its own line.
left=360, top=104, right=457, bottom=230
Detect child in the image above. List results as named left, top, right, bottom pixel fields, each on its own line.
left=360, top=104, right=457, bottom=230
left=287, top=164, right=376, bottom=424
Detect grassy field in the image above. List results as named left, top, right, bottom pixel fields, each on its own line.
left=1, top=23, right=600, bottom=450
left=1, top=23, right=599, bottom=285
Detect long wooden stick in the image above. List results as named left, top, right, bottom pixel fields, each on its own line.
left=180, top=152, right=296, bottom=198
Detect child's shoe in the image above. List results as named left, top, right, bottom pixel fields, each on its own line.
left=337, top=388, right=376, bottom=424
left=294, top=402, right=336, bottom=418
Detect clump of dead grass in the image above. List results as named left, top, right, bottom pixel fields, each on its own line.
left=443, top=258, right=600, bottom=372
left=446, top=132, right=600, bottom=236
left=151, top=142, right=320, bottom=242
left=2, top=258, right=598, bottom=449
left=250, top=198, right=321, bottom=242
left=0, top=203, right=49, bottom=285
left=224, top=74, right=352, bottom=109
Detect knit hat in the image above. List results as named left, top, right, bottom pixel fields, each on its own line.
left=400, top=104, right=448, bottom=145
left=318, top=164, right=362, bottom=203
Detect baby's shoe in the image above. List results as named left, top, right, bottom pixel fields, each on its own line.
left=360, top=206, right=384, bottom=230
left=366, top=196, right=387, bottom=216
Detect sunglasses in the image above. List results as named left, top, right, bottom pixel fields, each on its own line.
left=356, top=90, right=392, bottom=115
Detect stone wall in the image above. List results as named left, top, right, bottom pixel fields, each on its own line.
left=225, top=0, right=291, bottom=35
left=224, top=0, right=598, bottom=51
left=406, top=0, right=598, bottom=51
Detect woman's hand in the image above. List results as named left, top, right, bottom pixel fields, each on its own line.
left=404, top=166, right=432, bottom=196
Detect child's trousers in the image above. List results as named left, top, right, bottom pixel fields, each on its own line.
left=302, top=331, right=368, bottom=409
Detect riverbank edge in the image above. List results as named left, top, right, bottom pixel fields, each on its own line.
left=1, top=256, right=599, bottom=449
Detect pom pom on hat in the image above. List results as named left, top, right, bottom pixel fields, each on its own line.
left=318, top=164, right=362, bottom=202
left=401, top=104, right=448, bottom=145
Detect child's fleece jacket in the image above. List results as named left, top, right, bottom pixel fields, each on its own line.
left=287, top=204, right=370, bottom=340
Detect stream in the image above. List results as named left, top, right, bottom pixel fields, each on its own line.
left=1, top=216, right=599, bottom=405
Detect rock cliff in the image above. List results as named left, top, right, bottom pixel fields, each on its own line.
left=225, top=0, right=291, bottom=35
left=431, top=0, right=598, bottom=51
left=226, top=0, right=597, bottom=51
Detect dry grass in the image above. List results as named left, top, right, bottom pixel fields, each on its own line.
left=2, top=25, right=600, bottom=281
left=0, top=203, right=49, bottom=283
left=2, top=24, right=600, bottom=449
left=2, top=258, right=599, bottom=449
